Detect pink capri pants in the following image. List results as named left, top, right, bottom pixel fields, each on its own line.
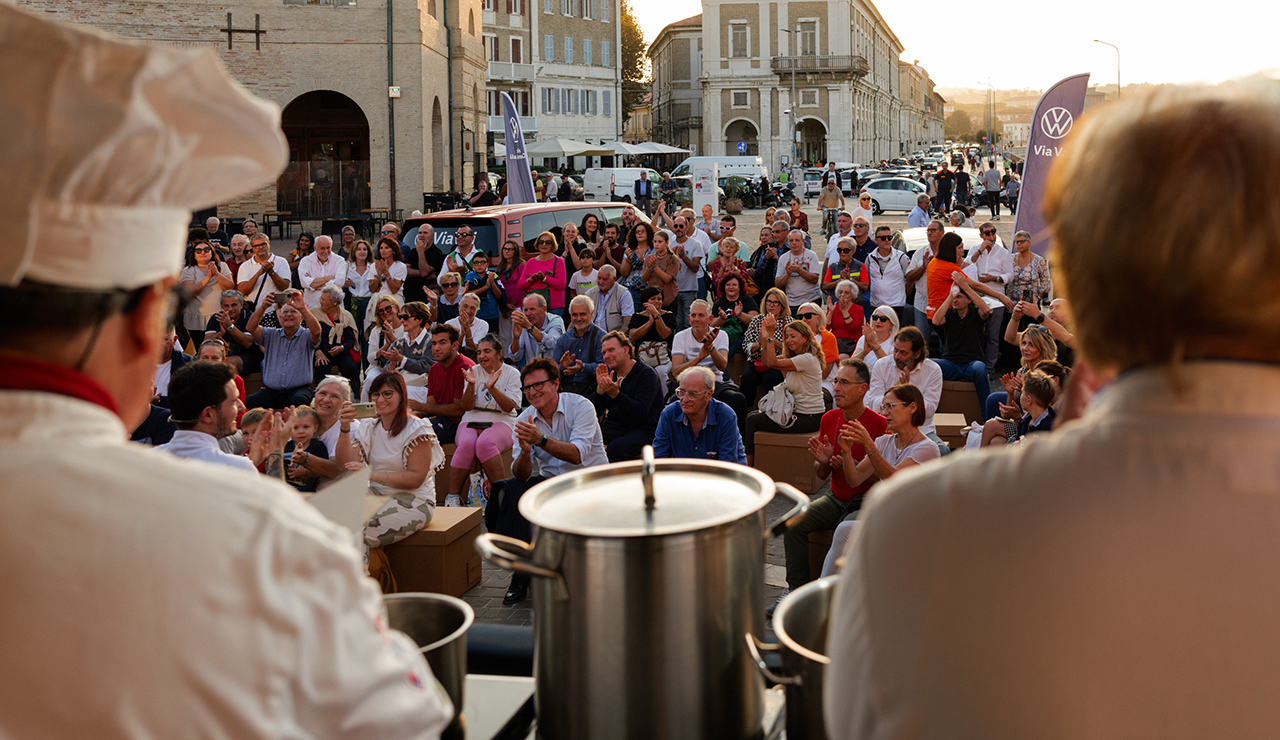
left=450, top=421, right=514, bottom=470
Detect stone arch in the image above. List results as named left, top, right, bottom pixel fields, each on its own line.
left=723, top=117, right=759, bottom=156
left=432, top=97, right=445, bottom=191
left=279, top=90, right=371, bottom=218
left=797, top=116, right=828, bottom=165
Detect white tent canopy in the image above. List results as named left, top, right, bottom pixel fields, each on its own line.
left=634, top=142, right=690, bottom=155
left=602, top=140, right=648, bottom=156
left=525, top=138, right=615, bottom=158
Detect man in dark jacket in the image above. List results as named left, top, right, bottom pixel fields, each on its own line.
left=591, top=331, right=664, bottom=462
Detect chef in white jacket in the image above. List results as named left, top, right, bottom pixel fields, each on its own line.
left=825, top=78, right=1280, bottom=739
left=0, top=6, right=451, bottom=738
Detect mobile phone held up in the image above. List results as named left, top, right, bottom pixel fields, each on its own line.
left=352, top=402, right=378, bottom=419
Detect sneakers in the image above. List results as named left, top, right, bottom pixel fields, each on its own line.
left=766, top=588, right=791, bottom=618
left=444, top=494, right=462, bottom=507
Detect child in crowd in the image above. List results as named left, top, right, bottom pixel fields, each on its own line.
left=238, top=407, right=270, bottom=471
left=436, top=271, right=463, bottom=324
left=464, top=251, right=503, bottom=325
left=283, top=405, right=330, bottom=492
left=569, top=248, right=597, bottom=298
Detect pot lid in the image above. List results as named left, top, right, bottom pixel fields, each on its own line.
left=518, top=451, right=776, bottom=537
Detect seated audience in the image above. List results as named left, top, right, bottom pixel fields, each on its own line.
left=627, top=287, right=676, bottom=395
left=671, top=299, right=748, bottom=420
left=652, top=366, right=747, bottom=464
left=449, top=335, right=523, bottom=506
left=553, top=295, right=607, bottom=397
left=711, top=273, right=759, bottom=359
left=312, top=285, right=360, bottom=388
left=179, top=237, right=235, bottom=350
left=1014, top=297, right=1076, bottom=367
left=866, top=326, right=946, bottom=455
left=987, top=323, right=1059, bottom=420
left=366, top=294, right=405, bottom=377
left=463, top=250, right=503, bottom=331
left=510, top=293, right=565, bottom=366
left=283, top=405, right=330, bottom=493
left=585, top=265, right=635, bottom=333
left=739, top=287, right=795, bottom=410
left=435, top=271, right=463, bottom=325
left=852, top=305, right=899, bottom=370
left=203, top=290, right=262, bottom=376
left=297, top=235, right=347, bottom=308
left=591, top=331, right=664, bottom=462
left=796, top=301, right=839, bottom=403
left=245, top=290, right=321, bottom=409
left=414, top=323, right=476, bottom=444
left=978, top=361, right=1068, bottom=447
left=152, top=325, right=191, bottom=408
left=818, top=382, right=941, bottom=579
left=447, top=292, right=489, bottom=353
left=827, top=280, right=864, bottom=355
left=130, top=401, right=177, bottom=446
left=157, top=360, right=254, bottom=473
left=367, top=300, right=432, bottom=403
left=336, top=372, right=446, bottom=563
left=743, top=315, right=827, bottom=466
left=931, top=273, right=993, bottom=417
left=486, top=358, right=609, bottom=605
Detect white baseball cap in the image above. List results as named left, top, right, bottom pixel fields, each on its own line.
left=0, top=3, right=287, bottom=290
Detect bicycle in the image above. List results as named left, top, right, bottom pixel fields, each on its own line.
left=821, top=208, right=839, bottom=240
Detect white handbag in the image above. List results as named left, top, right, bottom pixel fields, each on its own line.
left=758, top=383, right=796, bottom=428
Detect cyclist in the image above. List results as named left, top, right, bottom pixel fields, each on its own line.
left=816, top=177, right=845, bottom=239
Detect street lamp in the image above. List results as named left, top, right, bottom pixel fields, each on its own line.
left=1092, top=39, right=1121, bottom=99
left=780, top=27, right=800, bottom=175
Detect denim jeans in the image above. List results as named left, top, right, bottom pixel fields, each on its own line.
left=933, top=358, right=992, bottom=420
left=675, top=290, right=696, bottom=332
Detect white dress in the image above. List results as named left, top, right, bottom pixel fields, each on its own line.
left=351, top=415, right=445, bottom=549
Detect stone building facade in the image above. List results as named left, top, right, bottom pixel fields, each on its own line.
left=647, top=15, right=703, bottom=155
left=667, top=0, right=904, bottom=174
left=898, top=60, right=944, bottom=156
left=18, top=0, right=486, bottom=220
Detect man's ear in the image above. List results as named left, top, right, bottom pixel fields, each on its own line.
left=125, top=277, right=178, bottom=359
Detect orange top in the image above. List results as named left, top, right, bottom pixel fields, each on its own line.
left=821, top=329, right=840, bottom=365
left=926, top=259, right=963, bottom=319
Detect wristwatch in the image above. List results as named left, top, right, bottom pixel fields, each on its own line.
left=537, top=434, right=549, bottom=448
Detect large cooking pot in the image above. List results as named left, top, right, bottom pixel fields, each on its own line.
left=475, top=448, right=808, bottom=740
left=384, top=593, right=474, bottom=740
left=746, top=576, right=837, bottom=740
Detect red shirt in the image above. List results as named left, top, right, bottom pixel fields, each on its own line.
left=819, top=406, right=888, bottom=504
left=426, top=354, right=476, bottom=423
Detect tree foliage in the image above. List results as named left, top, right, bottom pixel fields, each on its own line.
left=619, top=0, right=646, bottom=125
left=945, top=110, right=971, bottom=137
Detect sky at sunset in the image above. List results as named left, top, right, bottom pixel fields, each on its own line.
left=634, top=0, right=1278, bottom=90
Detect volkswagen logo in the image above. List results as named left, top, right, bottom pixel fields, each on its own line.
left=1040, top=107, right=1075, bottom=139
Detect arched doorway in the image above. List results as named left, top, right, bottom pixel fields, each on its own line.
left=280, top=90, right=370, bottom=218
left=797, top=118, right=827, bottom=166
left=432, top=98, right=445, bottom=191
left=724, top=119, right=759, bottom=156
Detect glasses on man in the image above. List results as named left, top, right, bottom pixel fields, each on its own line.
left=875, top=235, right=892, bottom=241
left=457, top=232, right=473, bottom=238
left=674, top=388, right=709, bottom=399
left=521, top=378, right=554, bottom=393
left=854, top=223, right=868, bottom=228
left=980, top=229, right=996, bottom=236
left=380, top=230, right=395, bottom=236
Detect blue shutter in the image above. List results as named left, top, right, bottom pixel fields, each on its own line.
left=583, top=39, right=592, bottom=66
left=601, top=41, right=610, bottom=67
left=544, top=34, right=554, bottom=61
left=565, top=37, right=574, bottom=64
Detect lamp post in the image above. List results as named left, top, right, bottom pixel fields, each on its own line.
left=781, top=27, right=799, bottom=176
left=1092, top=39, right=1121, bottom=99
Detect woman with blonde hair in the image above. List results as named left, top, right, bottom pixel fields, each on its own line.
left=365, top=293, right=405, bottom=375
left=739, top=286, right=795, bottom=409
left=518, top=230, right=568, bottom=319
left=742, top=314, right=827, bottom=465
left=985, top=323, right=1058, bottom=422
left=797, top=301, right=840, bottom=402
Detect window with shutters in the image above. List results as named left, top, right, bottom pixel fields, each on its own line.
left=603, top=90, right=611, bottom=116
left=509, top=0, right=523, bottom=14
left=484, top=0, right=494, bottom=11
left=511, top=37, right=523, bottom=63
left=544, top=34, right=554, bottom=61
left=731, top=90, right=750, bottom=108
left=583, top=39, right=592, bottom=65
left=560, top=0, right=570, bottom=14
left=600, top=0, right=608, bottom=21
left=730, top=23, right=748, bottom=58
left=601, top=41, right=610, bottom=67
left=542, top=87, right=550, bottom=113
left=583, top=0, right=593, bottom=19
left=799, top=20, right=817, bottom=56
left=483, top=34, right=498, bottom=61
left=544, top=0, right=552, bottom=12
left=565, top=37, right=574, bottom=64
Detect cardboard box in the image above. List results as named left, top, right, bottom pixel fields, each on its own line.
left=434, top=444, right=515, bottom=505
left=939, top=380, right=983, bottom=426
left=934, top=412, right=969, bottom=452
left=385, top=505, right=483, bottom=597
left=754, top=430, right=822, bottom=494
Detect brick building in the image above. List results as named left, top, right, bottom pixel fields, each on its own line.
left=17, top=0, right=487, bottom=221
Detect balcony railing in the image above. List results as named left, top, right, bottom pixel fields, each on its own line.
left=487, top=61, right=536, bottom=82
left=771, top=55, right=869, bottom=76
left=487, top=115, right=539, bottom=133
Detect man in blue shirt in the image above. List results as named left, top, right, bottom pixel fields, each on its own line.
left=652, top=366, right=747, bottom=465
left=553, top=294, right=607, bottom=396
left=245, top=290, right=321, bottom=409
left=907, top=193, right=931, bottom=229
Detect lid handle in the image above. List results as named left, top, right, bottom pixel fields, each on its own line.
left=642, top=445, right=656, bottom=511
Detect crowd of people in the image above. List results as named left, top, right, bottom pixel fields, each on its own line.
left=142, top=189, right=1079, bottom=607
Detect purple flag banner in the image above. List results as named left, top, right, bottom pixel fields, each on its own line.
left=1015, top=73, right=1090, bottom=256
left=501, top=92, right=536, bottom=205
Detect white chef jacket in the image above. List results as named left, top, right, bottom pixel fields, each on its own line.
left=826, top=362, right=1280, bottom=740
left=866, top=357, right=942, bottom=435
left=0, top=390, right=452, bottom=738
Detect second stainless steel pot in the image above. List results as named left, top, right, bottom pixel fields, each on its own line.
left=746, top=575, right=837, bottom=740
left=476, top=449, right=808, bottom=740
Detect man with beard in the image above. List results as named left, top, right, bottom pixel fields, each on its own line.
left=866, top=326, right=946, bottom=456
left=158, top=361, right=254, bottom=473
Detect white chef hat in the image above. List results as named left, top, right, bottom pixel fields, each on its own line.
left=0, top=3, right=287, bottom=290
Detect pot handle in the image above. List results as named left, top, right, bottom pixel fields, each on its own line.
left=745, top=633, right=800, bottom=686
left=765, top=482, right=810, bottom=541
left=474, top=533, right=569, bottom=601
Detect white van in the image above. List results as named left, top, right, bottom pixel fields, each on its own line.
left=582, top=167, right=660, bottom=203
left=669, top=156, right=768, bottom=181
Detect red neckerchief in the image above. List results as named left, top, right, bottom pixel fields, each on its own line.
left=0, top=355, right=120, bottom=416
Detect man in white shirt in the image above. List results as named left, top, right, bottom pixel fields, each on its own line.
left=865, top=225, right=910, bottom=321
left=661, top=212, right=708, bottom=331
left=297, top=235, right=346, bottom=307
left=865, top=326, right=946, bottom=456
left=236, top=232, right=291, bottom=309
left=158, top=361, right=256, bottom=473
left=964, top=222, right=1016, bottom=370
left=669, top=300, right=748, bottom=421
left=776, top=228, right=822, bottom=310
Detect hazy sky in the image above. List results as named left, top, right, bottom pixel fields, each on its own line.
left=635, top=0, right=1278, bottom=90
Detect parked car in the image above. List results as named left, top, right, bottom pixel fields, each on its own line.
left=860, top=176, right=929, bottom=215
left=401, top=201, right=653, bottom=271
left=892, top=226, right=1005, bottom=259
